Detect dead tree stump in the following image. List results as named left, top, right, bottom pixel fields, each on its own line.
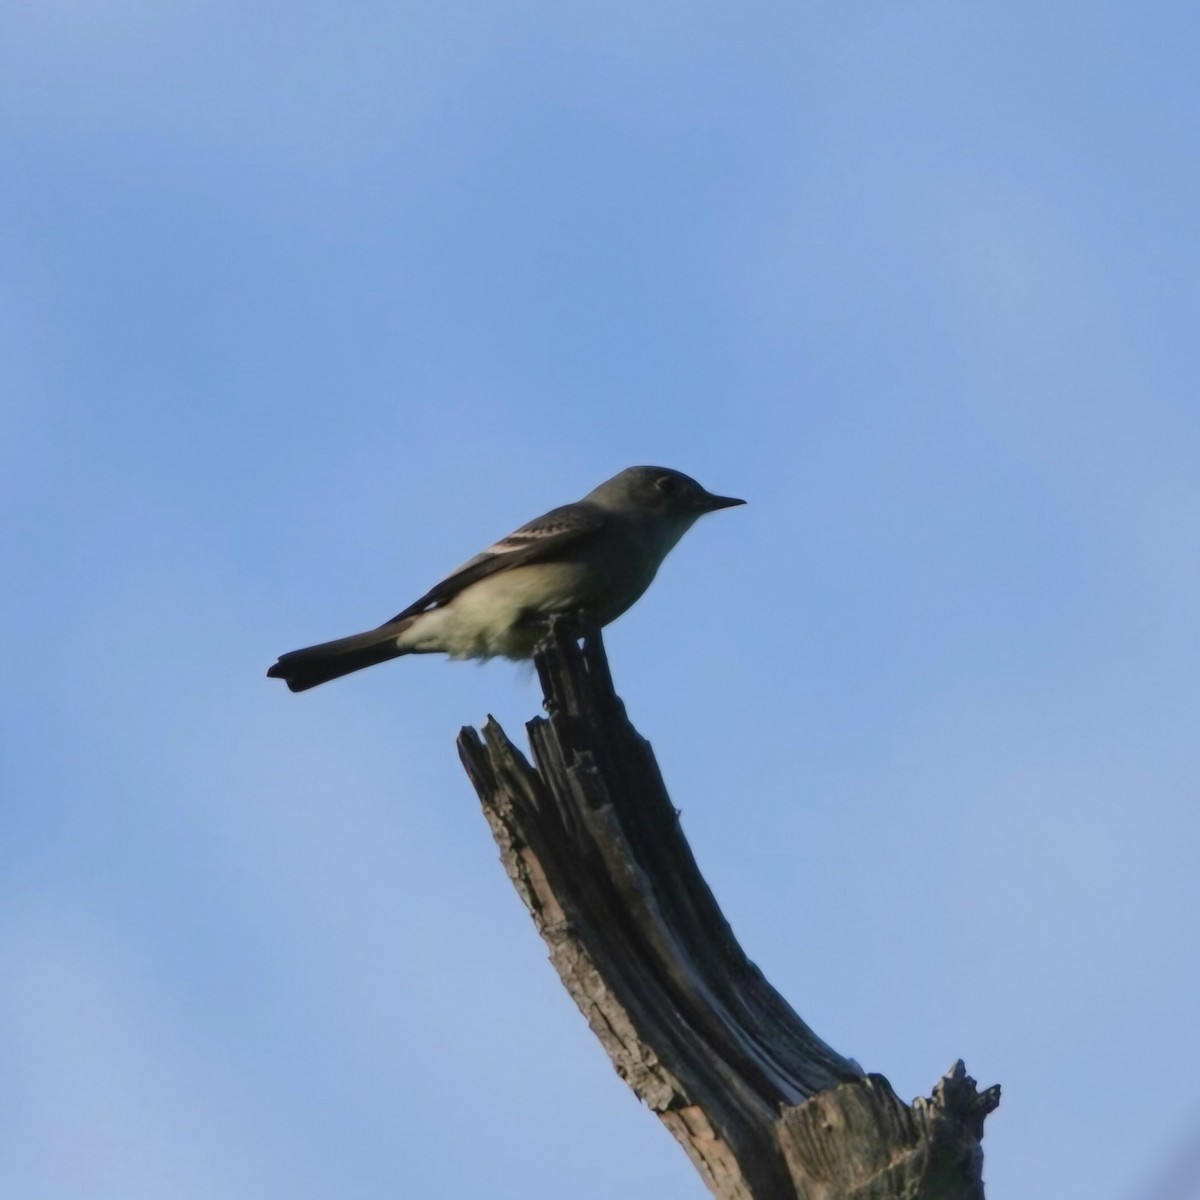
left=457, top=620, right=999, bottom=1199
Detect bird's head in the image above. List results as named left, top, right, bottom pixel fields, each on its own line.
left=587, top=466, right=746, bottom=519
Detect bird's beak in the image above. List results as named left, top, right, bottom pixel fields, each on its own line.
left=697, top=492, right=747, bottom=513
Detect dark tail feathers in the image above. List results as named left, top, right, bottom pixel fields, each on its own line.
left=267, top=621, right=413, bottom=692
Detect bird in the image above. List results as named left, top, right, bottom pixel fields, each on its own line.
left=267, top=465, right=745, bottom=692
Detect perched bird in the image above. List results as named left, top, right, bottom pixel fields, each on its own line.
left=267, top=465, right=745, bottom=692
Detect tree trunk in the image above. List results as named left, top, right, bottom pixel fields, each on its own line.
left=457, top=620, right=999, bottom=1199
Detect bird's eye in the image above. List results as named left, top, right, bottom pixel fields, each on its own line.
left=654, top=475, right=679, bottom=494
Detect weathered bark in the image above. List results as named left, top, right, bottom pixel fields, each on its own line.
left=457, top=620, right=999, bottom=1199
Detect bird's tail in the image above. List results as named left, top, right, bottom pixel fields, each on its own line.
left=267, top=620, right=414, bottom=692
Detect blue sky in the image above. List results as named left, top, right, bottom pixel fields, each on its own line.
left=3, top=3, right=1199, bottom=1197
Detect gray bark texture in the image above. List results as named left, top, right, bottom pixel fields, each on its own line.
left=457, top=620, right=999, bottom=1199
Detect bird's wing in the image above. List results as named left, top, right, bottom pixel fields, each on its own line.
left=381, top=503, right=607, bottom=624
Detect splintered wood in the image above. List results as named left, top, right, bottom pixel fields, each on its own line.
left=458, top=621, right=998, bottom=1200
